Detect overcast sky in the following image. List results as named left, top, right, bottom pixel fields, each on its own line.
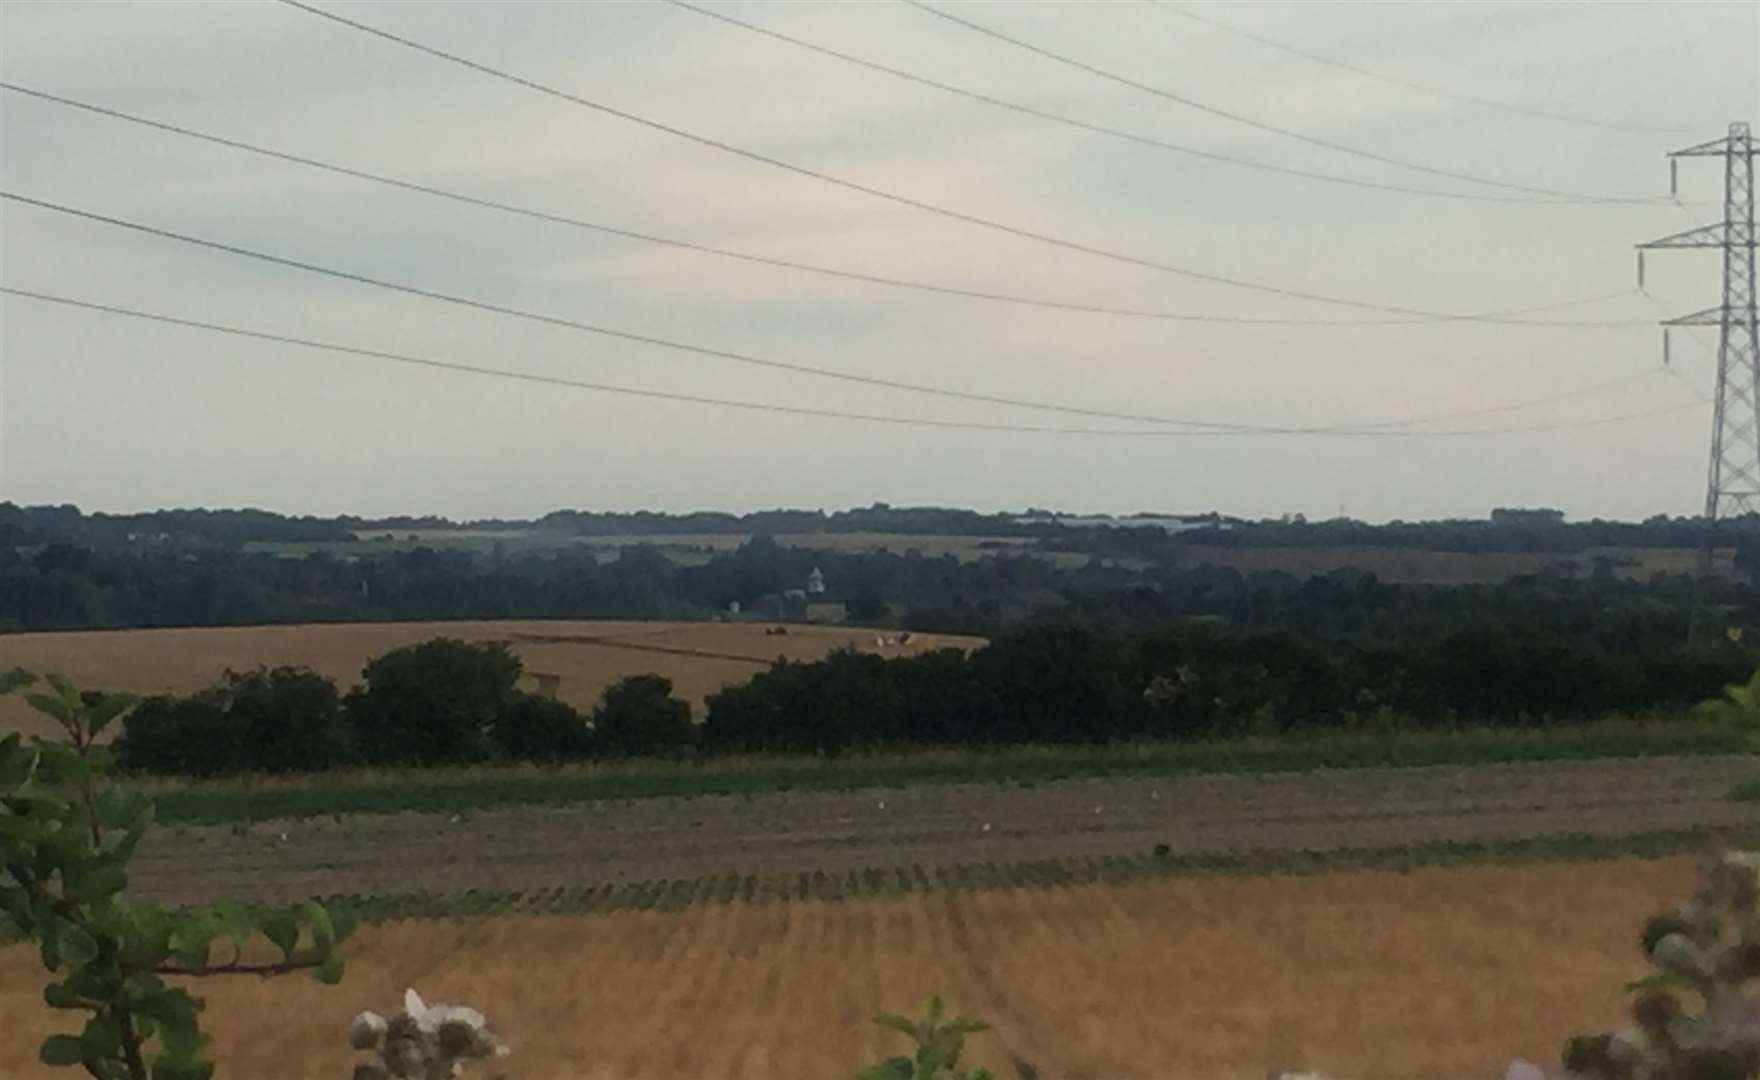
left=2, top=0, right=1757, bottom=523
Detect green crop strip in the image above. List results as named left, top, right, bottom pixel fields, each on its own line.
left=312, top=826, right=1760, bottom=924
left=146, top=723, right=1742, bottom=825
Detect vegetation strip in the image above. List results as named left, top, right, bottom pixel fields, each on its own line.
left=315, top=826, right=1760, bottom=924
left=147, top=726, right=1743, bottom=824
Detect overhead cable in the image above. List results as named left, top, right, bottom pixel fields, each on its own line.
left=0, top=82, right=1648, bottom=329
left=0, top=286, right=1701, bottom=438
left=664, top=0, right=1596, bottom=206
left=1152, top=2, right=1697, bottom=136
left=273, top=0, right=1630, bottom=320
left=901, top=0, right=1669, bottom=204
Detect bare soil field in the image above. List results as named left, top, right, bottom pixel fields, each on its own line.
left=123, top=755, right=1756, bottom=907
left=1178, top=544, right=1733, bottom=584
left=0, top=620, right=982, bottom=737
left=0, top=857, right=1695, bottom=1080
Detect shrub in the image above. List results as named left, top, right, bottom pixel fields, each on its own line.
left=115, top=667, right=353, bottom=777
left=346, top=639, right=520, bottom=766
left=591, top=674, right=694, bottom=757
left=1544, top=849, right=1760, bottom=1079
left=115, top=692, right=241, bottom=777
left=494, top=692, right=592, bottom=763
left=224, top=666, right=355, bottom=773
left=348, top=988, right=508, bottom=1080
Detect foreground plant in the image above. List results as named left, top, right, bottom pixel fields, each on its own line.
left=1, top=670, right=352, bottom=1080
left=1523, top=849, right=1760, bottom=1079
left=860, top=996, right=1008, bottom=1080
left=347, top=988, right=509, bottom=1080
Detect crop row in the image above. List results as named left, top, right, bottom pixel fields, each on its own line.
left=314, top=825, right=1760, bottom=925
left=149, top=720, right=1741, bottom=825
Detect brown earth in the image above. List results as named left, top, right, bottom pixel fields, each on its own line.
left=126, top=755, right=1758, bottom=907
left=0, top=857, right=1698, bottom=1080
left=0, top=620, right=982, bottom=737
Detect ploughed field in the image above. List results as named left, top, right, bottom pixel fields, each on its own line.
left=0, top=619, right=982, bottom=737
left=125, top=755, right=1755, bottom=907
left=0, top=857, right=1697, bottom=1080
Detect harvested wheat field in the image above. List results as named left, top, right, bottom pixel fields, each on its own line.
left=0, top=857, right=1688, bottom=1080
left=0, top=620, right=981, bottom=737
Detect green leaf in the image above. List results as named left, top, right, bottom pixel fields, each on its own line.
left=138, top=987, right=207, bottom=1070
left=259, top=911, right=299, bottom=960
left=36, top=744, right=91, bottom=788
left=1625, top=970, right=1695, bottom=993
left=43, top=980, right=89, bottom=1010
left=38, top=1035, right=85, bottom=1067
left=298, top=899, right=335, bottom=952
left=88, top=1060, right=131, bottom=1080
left=329, top=904, right=359, bottom=946
left=58, top=926, right=99, bottom=966
left=0, top=668, right=36, bottom=694
left=167, top=921, right=213, bottom=971
left=67, top=864, right=128, bottom=906
left=314, top=951, right=345, bottom=985
left=150, top=1058, right=215, bottom=1080
left=44, top=673, right=80, bottom=707
left=874, top=1013, right=919, bottom=1037
left=23, top=692, right=73, bottom=726
left=79, top=1014, right=122, bottom=1059
left=208, top=900, right=253, bottom=949
left=94, top=787, right=147, bottom=832
left=857, top=1058, right=915, bottom=1080
left=86, top=694, right=137, bottom=738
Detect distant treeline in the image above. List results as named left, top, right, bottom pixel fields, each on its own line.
left=114, top=613, right=1754, bottom=777
left=10, top=520, right=1760, bottom=646
left=13, top=501, right=1760, bottom=554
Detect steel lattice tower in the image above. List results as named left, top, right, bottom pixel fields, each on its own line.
left=1641, top=122, right=1759, bottom=523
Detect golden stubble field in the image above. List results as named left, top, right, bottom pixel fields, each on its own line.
left=0, top=857, right=1683, bottom=1080
left=0, top=620, right=983, bottom=737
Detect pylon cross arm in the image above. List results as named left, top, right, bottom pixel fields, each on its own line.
left=1640, top=222, right=1740, bottom=249
left=1666, top=307, right=1737, bottom=326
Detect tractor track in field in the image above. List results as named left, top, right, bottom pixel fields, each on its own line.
left=129, top=754, right=1760, bottom=906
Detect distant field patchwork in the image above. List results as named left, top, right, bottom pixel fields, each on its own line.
left=0, top=620, right=983, bottom=737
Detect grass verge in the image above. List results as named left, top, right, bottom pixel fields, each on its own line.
left=317, top=825, right=1760, bottom=923
left=146, top=721, right=1744, bottom=825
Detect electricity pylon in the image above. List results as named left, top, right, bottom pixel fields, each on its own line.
left=1639, top=123, right=1758, bottom=536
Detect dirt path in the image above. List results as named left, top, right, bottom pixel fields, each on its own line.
left=131, top=755, right=1760, bottom=905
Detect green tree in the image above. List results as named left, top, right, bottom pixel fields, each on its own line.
left=494, top=693, right=593, bottom=763
left=346, top=639, right=520, bottom=766
left=591, top=674, right=694, bottom=756
left=115, top=667, right=353, bottom=777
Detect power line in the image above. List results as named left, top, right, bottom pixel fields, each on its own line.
left=0, top=189, right=1351, bottom=433
left=901, top=0, right=1668, bottom=205
left=0, top=285, right=1702, bottom=438
left=0, top=287, right=1164, bottom=436
left=273, top=0, right=1629, bottom=321
left=0, top=82, right=1649, bottom=330
left=1153, top=2, right=1697, bottom=136
left=663, top=1, right=1585, bottom=206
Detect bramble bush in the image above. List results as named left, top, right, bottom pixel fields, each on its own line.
left=2, top=669, right=352, bottom=1080
left=347, top=988, right=508, bottom=1080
